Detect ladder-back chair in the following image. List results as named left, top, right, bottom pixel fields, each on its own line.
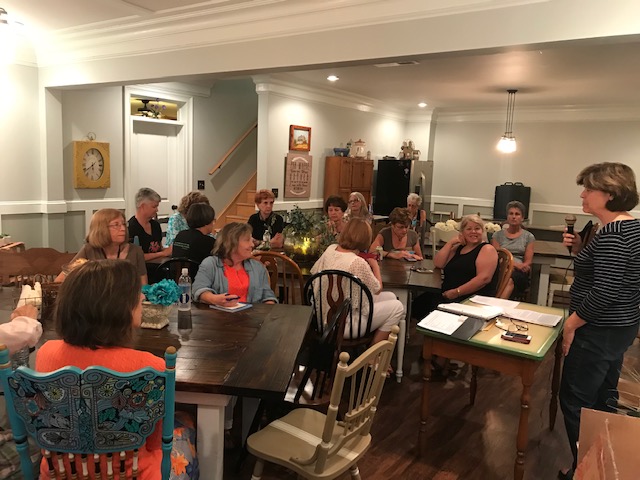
left=156, top=257, right=201, bottom=283
left=254, top=251, right=305, bottom=304
left=495, top=247, right=514, bottom=299
left=0, top=345, right=177, bottom=480
left=247, top=326, right=399, bottom=479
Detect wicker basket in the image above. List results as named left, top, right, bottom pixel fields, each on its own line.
left=141, top=302, right=175, bottom=329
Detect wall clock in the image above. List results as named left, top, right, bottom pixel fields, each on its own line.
left=73, top=141, right=110, bottom=189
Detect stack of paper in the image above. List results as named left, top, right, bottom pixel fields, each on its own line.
left=437, top=302, right=503, bottom=320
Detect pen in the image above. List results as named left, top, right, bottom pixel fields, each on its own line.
left=225, top=295, right=240, bottom=301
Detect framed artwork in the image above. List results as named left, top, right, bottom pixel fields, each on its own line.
left=289, top=125, right=311, bottom=152
left=284, top=153, right=312, bottom=199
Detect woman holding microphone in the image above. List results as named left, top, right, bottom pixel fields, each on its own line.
left=559, top=162, right=640, bottom=480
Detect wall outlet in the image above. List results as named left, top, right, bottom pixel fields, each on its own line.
left=272, top=188, right=278, bottom=198
left=197, top=180, right=205, bottom=190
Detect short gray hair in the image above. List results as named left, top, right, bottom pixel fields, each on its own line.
left=135, top=188, right=161, bottom=208
left=506, top=201, right=526, bottom=216
left=407, top=193, right=422, bottom=206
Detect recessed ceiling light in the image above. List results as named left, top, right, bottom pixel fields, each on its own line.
left=418, top=102, right=428, bottom=108
left=327, top=75, right=339, bottom=82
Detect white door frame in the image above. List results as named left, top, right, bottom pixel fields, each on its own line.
left=123, top=85, right=193, bottom=217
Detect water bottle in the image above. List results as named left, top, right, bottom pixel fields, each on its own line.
left=178, top=268, right=191, bottom=312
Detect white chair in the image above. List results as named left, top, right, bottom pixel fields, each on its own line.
left=430, top=227, right=459, bottom=259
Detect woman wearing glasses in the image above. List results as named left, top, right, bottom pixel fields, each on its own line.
left=345, top=192, right=372, bottom=224
left=369, top=207, right=423, bottom=260
left=55, top=208, right=147, bottom=284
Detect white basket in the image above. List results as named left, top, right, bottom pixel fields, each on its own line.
left=141, top=302, right=175, bottom=329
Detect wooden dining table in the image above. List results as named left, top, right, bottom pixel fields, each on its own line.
left=41, top=302, right=312, bottom=480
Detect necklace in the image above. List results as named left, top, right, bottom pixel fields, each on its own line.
left=102, top=244, right=123, bottom=259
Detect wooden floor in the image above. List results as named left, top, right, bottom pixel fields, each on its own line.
left=225, top=321, right=640, bottom=480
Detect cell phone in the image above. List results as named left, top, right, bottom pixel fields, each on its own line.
left=501, top=332, right=531, bottom=344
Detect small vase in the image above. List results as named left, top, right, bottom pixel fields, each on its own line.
left=141, top=302, right=175, bottom=329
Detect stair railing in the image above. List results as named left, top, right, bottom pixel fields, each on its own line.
left=209, top=121, right=258, bottom=176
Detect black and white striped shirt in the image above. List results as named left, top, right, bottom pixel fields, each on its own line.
left=570, top=219, right=640, bottom=327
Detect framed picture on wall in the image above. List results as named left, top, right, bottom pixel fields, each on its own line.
left=284, top=153, right=312, bottom=199
left=289, top=125, right=311, bottom=152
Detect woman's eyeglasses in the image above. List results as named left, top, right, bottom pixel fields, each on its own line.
left=108, top=222, right=126, bottom=230
left=495, top=318, right=528, bottom=333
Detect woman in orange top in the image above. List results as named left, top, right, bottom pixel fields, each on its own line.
left=36, top=260, right=172, bottom=480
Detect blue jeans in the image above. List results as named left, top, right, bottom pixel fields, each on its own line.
left=559, top=322, right=638, bottom=469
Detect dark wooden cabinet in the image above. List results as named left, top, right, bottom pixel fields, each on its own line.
left=323, top=156, right=373, bottom=205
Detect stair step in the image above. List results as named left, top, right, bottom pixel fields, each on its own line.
left=227, top=214, right=250, bottom=223
left=236, top=203, right=256, bottom=216
left=246, top=190, right=257, bottom=204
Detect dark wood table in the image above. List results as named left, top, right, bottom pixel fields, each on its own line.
left=418, top=302, right=565, bottom=480
left=42, top=302, right=311, bottom=480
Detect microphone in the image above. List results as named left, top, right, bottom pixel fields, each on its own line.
left=565, top=214, right=577, bottom=254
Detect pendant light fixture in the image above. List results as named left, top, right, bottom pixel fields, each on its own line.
left=497, top=89, right=518, bottom=153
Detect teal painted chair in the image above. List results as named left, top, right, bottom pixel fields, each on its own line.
left=0, top=344, right=177, bottom=479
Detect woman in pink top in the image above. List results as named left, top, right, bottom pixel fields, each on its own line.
left=36, top=260, right=165, bottom=480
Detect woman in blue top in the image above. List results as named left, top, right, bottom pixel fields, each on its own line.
left=165, top=191, right=210, bottom=246
left=559, top=162, right=640, bottom=480
left=192, top=222, right=277, bottom=306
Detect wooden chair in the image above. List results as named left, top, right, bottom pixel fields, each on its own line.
left=495, top=247, right=514, bottom=299
left=0, top=345, right=177, bottom=480
left=253, top=251, right=305, bottom=304
left=304, top=270, right=376, bottom=350
left=287, top=299, right=352, bottom=406
left=156, top=257, right=201, bottom=283
left=247, top=326, right=399, bottom=479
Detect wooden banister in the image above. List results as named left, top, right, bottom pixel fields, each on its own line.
left=209, top=121, right=258, bottom=175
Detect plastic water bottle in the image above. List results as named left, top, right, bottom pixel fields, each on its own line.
left=178, top=268, right=191, bottom=311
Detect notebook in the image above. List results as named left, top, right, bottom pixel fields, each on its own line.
left=437, top=302, right=503, bottom=320
left=209, top=302, right=253, bottom=313
left=418, top=310, right=486, bottom=340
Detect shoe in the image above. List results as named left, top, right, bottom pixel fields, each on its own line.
left=558, top=468, right=573, bottom=480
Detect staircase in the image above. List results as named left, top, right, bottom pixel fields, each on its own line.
left=216, top=173, right=257, bottom=227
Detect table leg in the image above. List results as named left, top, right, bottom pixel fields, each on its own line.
left=549, top=337, right=563, bottom=430
left=175, top=391, right=230, bottom=480
left=536, top=264, right=551, bottom=306
left=396, top=316, right=406, bottom=383
left=514, top=368, right=534, bottom=480
left=420, top=338, right=433, bottom=433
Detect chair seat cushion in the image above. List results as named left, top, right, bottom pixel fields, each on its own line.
left=247, top=408, right=371, bottom=479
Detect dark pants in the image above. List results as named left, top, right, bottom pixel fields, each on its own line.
left=559, top=322, right=638, bottom=470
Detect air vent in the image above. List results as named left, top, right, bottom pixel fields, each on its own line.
left=374, top=61, right=420, bottom=68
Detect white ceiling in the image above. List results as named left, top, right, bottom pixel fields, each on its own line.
left=3, top=0, right=640, bottom=112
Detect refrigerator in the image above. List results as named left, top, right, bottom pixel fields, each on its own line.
left=372, top=159, right=433, bottom=216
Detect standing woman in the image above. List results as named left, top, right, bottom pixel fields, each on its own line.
left=165, top=191, right=210, bottom=246
left=491, top=200, right=535, bottom=298
left=344, top=192, right=372, bottom=224
left=559, top=163, right=640, bottom=480
left=55, top=208, right=147, bottom=284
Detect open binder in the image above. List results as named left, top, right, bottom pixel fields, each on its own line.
left=418, top=303, right=502, bottom=340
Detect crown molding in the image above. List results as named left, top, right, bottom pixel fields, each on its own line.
left=31, top=0, right=544, bottom=66
left=436, top=104, right=640, bottom=123
left=253, top=77, right=410, bottom=121
left=130, top=82, right=211, bottom=98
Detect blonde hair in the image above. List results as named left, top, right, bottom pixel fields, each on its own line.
left=86, top=209, right=128, bottom=248
left=460, top=214, right=484, bottom=231
left=178, top=191, right=209, bottom=215
left=339, top=218, right=372, bottom=251
left=346, top=192, right=372, bottom=222
left=213, top=222, right=253, bottom=262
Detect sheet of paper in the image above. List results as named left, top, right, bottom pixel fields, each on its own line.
left=503, top=308, right=562, bottom=327
left=418, top=310, right=467, bottom=335
left=470, top=295, right=519, bottom=310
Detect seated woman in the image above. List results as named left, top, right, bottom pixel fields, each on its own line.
left=248, top=189, right=285, bottom=248
left=369, top=207, right=423, bottom=260
left=165, top=190, right=210, bottom=246
left=344, top=191, right=372, bottom=224
left=435, top=214, right=499, bottom=301
left=128, top=187, right=171, bottom=261
left=56, top=208, right=147, bottom=284
left=193, top=222, right=277, bottom=306
left=324, top=194, right=348, bottom=241
left=490, top=200, right=535, bottom=299
left=172, top=203, right=217, bottom=265
left=407, top=192, right=427, bottom=234
left=36, top=260, right=197, bottom=479
left=311, top=218, right=404, bottom=345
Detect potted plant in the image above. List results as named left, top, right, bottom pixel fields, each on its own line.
left=283, top=206, right=333, bottom=267
left=140, top=279, right=181, bottom=329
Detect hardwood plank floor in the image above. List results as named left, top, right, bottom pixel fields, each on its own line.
left=225, top=321, right=640, bottom=480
